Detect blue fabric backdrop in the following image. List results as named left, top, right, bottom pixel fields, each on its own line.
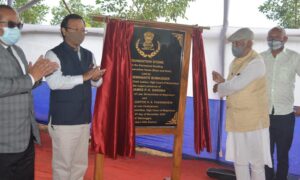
left=33, top=82, right=300, bottom=175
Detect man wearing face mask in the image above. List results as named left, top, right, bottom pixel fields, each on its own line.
left=212, top=28, right=272, bottom=180
left=261, top=27, right=300, bottom=180
left=0, top=5, right=58, bottom=180
left=45, top=14, right=105, bottom=180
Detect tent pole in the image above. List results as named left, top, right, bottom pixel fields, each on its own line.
left=216, top=0, right=229, bottom=161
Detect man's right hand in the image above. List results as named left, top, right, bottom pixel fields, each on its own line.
left=294, top=106, right=300, bottom=116
left=83, top=68, right=97, bottom=81
left=28, top=56, right=59, bottom=82
left=83, top=67, right=106, bottom=82
left=212, top=71, right=225, bottom=83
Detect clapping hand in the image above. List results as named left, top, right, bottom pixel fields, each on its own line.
left=212, top=71, right=225, bottom=93
left=91, top=68, right=106, bottom=81
left=28, top=56, right=59, bottom=82
left=83, top=67, right=106, bottom=81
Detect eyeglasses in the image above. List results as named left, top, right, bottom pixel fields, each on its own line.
left=65, top=27, right=88, bottom=34
left=0, top=21, right=23, bottom=29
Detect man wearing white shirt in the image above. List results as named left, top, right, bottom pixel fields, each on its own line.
left=213, top=28, right=272, bottom=180
left=45, top=14, right=105, bottom=180
left=261, top=27, right=300, bottom=180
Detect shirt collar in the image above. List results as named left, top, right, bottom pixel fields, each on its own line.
left=0, top=42, right=8, bottom=49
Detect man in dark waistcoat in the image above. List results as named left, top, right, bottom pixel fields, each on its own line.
left=45, top=14, right=105, bottom=180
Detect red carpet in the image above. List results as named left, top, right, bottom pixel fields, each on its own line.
left=35, top=131, right=225, bottom=180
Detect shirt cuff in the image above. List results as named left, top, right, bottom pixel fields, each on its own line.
left=28, top=74, right=35, bottom=86
left=91, top=77, right=103, bottom=87
left=217, top=83, right=226, bottom=98
left=79, top=75, right=84, bottom=84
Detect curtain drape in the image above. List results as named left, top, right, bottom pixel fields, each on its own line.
left=192, top=28, right=212, bottom=154
left=91, top=19, right=135, bottom=159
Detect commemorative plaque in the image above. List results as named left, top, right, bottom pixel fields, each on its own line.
left=131, top=27, right=185, bottom=127
left=92, top=15, right=204, bottom=180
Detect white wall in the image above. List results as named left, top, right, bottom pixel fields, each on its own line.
left=187, top=26, right=300, bottom=105
left=16, top=24, right=300, bottom=105
left=17, top=24, right=105, bottom=65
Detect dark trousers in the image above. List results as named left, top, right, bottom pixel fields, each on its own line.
left=265, top=112, right=295, bottom=180
left=0, top=135, right=35, bottom=180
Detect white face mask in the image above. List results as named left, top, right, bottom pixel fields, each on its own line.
left=268, top=40, right=284, bottom=50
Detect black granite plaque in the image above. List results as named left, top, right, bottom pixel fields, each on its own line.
left=131, top=26, right=185, bottom=127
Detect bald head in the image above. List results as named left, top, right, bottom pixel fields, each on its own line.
left=268, top=26, right=288, bottom=42
left=0, top=5, right=17, bottom=20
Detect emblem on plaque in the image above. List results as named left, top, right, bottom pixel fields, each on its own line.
left=136, top=31, right=161, bottom=58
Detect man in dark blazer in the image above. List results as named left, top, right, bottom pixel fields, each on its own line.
left=0, top=5, right=58, bottom=180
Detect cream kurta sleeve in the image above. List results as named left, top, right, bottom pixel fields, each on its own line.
left=218, top=58, right=265, bottom=97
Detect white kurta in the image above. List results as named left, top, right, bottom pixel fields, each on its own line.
left=218, top=57, right=272, bottom=168
left=226, top=129, right=272, bottom=168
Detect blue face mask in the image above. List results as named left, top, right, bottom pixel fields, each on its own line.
left=0, top=27, right=21, bottom=45
left=232, top=46, right=245, bottom=58
left=267, top=40, right=284, bottom=50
